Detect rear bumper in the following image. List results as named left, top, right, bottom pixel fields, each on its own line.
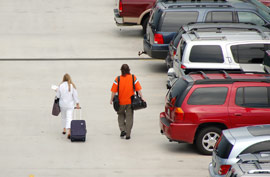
left=143, top=38, right=168, bottom=59
left=208, top=163, right=221, bottom=177
left=159, top=112, right=197, bottom=144
left=113, top=9, right=137, bottom=26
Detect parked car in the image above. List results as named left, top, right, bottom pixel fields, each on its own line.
left=208, top=124, right=270, bottom=176
left=113, top=0, right=156, bottom=34
left=167, top=23, right=270, bottom=88
left=226, top=153, right=270, bottom=177
left=166, top=22, right=270, bottom=69
left=259, top=0, right=270, bottom=7
left=143, top=0, right=270, bottom=59
left=160, top=71, right=270, bottom=155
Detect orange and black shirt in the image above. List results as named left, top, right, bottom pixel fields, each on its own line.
left=111, top=74, right=142, bottom=105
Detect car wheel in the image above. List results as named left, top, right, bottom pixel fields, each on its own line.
left=142, top=16, right=149, bottom=35
left=196, top=127, right=221, bottom=155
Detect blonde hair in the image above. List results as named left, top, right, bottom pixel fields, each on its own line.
left=62, top=73, right=76, bottom=91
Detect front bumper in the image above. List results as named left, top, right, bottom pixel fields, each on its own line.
left=159, top=112, right=197, bottom=144
left=143, top=38, right=168, bottom=59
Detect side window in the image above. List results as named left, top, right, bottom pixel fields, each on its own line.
left=237, top=12, right=265, bottom=25
left=189, top=45, right=224, bottom=63
left=240, top=141, right=270, bottom=154
left=188, top=87, right=228, bottom=105
left=205, top=11, right=233, bottom=22
left=231, top=44, right=270, bottom=64
left=235, top=87, right=270, bottom=108
left=179, top=40, right=186, bottom=61
left=161, top=11, right=199, bottom=32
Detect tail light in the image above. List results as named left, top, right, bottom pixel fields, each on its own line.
left=173, top=50, right=176, bottom=57
left=218, top=165, right=231, bottom=175
left=181, top=64, right=186, bottom=69
left=154, top=34, right=164, bottom=44
left=174, top=107, right=184, bottom=122
left=119, top=0, right=123, bottom=12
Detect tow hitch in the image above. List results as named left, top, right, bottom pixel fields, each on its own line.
left=138, top=51, right=146, bottom=56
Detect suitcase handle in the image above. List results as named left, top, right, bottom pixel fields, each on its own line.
left=73, top=107, right=82, bottom=120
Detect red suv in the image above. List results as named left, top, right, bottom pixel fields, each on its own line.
left=160, top=71, right=270, bottom=155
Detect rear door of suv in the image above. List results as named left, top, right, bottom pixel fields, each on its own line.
left=228, top=82, right=270, bottom=127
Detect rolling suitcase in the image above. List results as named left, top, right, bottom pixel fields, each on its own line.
left=70, top=108, right=87, bottom=142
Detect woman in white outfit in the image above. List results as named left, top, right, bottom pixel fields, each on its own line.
left=56, top=73, right=80, bottom=139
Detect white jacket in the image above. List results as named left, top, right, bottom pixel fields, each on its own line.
left=56, top=82, right=79, bottom=108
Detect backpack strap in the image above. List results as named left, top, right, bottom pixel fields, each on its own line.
left=117, top=76, right=120, bottom=96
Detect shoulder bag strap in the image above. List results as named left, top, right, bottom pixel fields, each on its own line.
left=117, top=76, right=120, bottom=96
left=132, top=74, right=137, bottom=95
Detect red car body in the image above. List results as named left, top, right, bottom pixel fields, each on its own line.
left=259, top=0, right=270, bottom=6
left=160, top=72, right=270, bottom=154
left=113, top=0, right=156, bottom=33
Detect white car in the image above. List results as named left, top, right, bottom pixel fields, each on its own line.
left=167, top=25, right=270, bottom=88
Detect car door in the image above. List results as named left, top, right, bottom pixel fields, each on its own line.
left=228, top=82, right=270, bottom=127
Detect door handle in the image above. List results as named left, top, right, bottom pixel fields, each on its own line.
left=234, top=113, right=242, bottom=116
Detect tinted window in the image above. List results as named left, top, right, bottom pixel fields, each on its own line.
left=231, top=44, right=270, bottom=64
left=167, top=78, right=189, bottom=107
left=215, top=134, right=233, bottom=159
left=237, top=12, right=265, bottom=25
left=235, top=87, right=270, bottom=108
left=240, top=141, right=270, bottom=154
left=188, top=87, right=228, bottom=105
left=189, top=45, right=224, bottom=63
left=150, top=8, right=162, bottom=29
left=206, top=11, right=233, bottom=22
left=161, top=11, right=198, bottom=32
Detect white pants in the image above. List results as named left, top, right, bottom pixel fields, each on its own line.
left=60, top=107, right=74, bottom=129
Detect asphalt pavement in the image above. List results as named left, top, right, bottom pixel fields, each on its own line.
left=0, top=0, right=211, bottom=177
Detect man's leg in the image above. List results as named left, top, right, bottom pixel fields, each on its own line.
left=125, top=104, right=134, bottom=138
left=117, top=105, right=127, bottom=133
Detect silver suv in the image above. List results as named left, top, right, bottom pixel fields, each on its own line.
left=167, top=24, right=270, bottom=88
left=209, top=124, right=270, bottom=177
left=226, top=153, right=270, bottom=177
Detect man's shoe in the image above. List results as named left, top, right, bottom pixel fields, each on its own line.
left=120, top=131, right=126, bottom=137
left=126, top=136, right=130, bottom=140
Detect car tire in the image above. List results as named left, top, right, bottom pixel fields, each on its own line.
left=195, top=127, right=221, bottom=155
left=142, top=16, right=150, bottom=35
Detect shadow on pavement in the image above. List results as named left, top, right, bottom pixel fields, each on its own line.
left=147, top=61, right=167, bottom=74
left=161, top=142, right=199, bottom=155
left=114, top=27, right=144, bottom=38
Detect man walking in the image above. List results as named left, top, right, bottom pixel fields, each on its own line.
left=110, top=64, right=144, bottom=140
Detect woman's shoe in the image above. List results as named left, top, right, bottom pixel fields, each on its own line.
left=62, top=132, right=66, bottom=135
left=67, top=135, right=71, bottom=139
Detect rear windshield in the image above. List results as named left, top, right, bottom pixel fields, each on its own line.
left=166, top=78, right=189, bottom=107
left=189, top=45, right=224, bottom=63
left=231, top=44, right=270, bottom=65
left=161, top=11, right=198, bottom=32
left=215, top=134, right=233, bottom=159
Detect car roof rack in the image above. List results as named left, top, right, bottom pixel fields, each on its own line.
left=159, top=0, right=227, bottom=2
left=168, top=4, right=232, bottom=8
left=188, top=25, right=270, bottom=40
left=188, top=70, right=270, bottom=83
left=191, top=31, right=227, bottom=40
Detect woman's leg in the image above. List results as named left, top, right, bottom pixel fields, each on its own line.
left=65, top=108, right=74, bottom=137
left=61, top=107, right=67, bottom=133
